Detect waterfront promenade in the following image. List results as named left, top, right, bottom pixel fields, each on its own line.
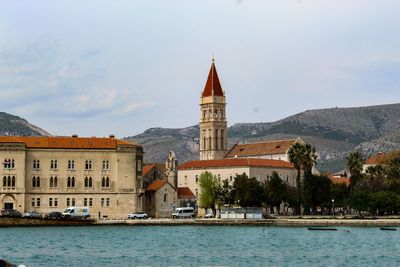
left=2, top=216, right=400, bottom=227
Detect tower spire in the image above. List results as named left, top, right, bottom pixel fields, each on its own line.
left=202, top=59, right=224, bottom=97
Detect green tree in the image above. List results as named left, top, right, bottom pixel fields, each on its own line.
left=363, top=165, right=386, bottom=192
left=220, top=179, right=234, bottom=207
left=369, top=191, right=400, bottom=215
left=199, top=171, right=219, bottom=216
left=232, top=173, right=263, bottom=207
left=264, top=171, right=287, bottom=214
left=331, top=182, right=349, bottom=209
left=346, top=151, right=364, bottom=192
left=288, top=142, right=318, bottom=215
left=349, top=191, right=370, bottom=215
left=384, top=153, right=400, bottom=193
left=302, top=173, right=332, bottom=214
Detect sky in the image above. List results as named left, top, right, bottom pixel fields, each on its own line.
left=0, top=0, right=399, bottom=137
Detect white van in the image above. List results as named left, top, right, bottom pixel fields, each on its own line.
left=62, top=207, right=90, bottom=219
left=171, top=207, right=195, bottom=219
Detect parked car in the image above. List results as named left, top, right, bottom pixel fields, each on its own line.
left=128, top=212, right=148, bottom=219
left=171, top=207, right=195, bottom=219
left=1, top=209, right=22, bottom=218
left=23, top=211, right=42, bottom=218
left=204, top=213, right=213, bottom=218
left=44, top=211, right=63, bottom=220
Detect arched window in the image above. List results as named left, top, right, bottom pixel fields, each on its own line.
left=106, top=177, right=110, bottom=187
left=84, top=177, right=88, bottom=187
left=7, top=176, right=10, bottom=187
left=3, top=176, right=6, bottom=187
left=89, top=177, right=92, bottom=187
left=71, top=177, right=75, bottom=187
left=32, top=176, right=36, bottom=187
left=50, top=176, right=54, bottom=187
left=37, top=176, right=40, bottom=187
left=11, top=176, right=15, bottom=187
left=67, top=177, right=71, bottom=187
left=54, top=176, right=58, bottom=187
left=208, top=136, right=212, bottom=150
left=11, top=159, right=15, bottom=168
left=164, top=193, right=167, bottom=202
left=102, top=177, right=106, bottom=187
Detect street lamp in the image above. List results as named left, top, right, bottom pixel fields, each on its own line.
left=332, top=199, right=335, bottom=217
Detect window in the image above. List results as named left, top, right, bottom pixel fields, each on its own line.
left=32, top=176, right=40, bottom=188
left=50, top=176, right=58, bottom=188
left=3, top=159, right=15, bottom=169
left=71, top=198, right=75, bottom=206
left=84, top=177, right=92, bottom=188
left=164, top=193, right=167, bottom=202
left=49, top=198, right=53, bottom=207
left=3, top=176, right=6, bottom=187
left=102, top=177, right=109, bottom=188
left=101, top=198, right=105, bottom=207
left=106, top=198, right=110, bottom=207
left=36, top=198, right=40, bottom=207
left=230, top=176, right=233, bottom=182
left=68, top=160, right=75, bottom=170
left=89, top=198, right=92, bottom=207
left=54, top=198, right=58, bottom=207
left=67, top=198, right=70, bottom=207
left=67, top=176, right=75, bottom=188
left=85, top=160, right=92, bottom=170
left=195, top=175, right=198, bottom=183
left=7, top=176, right=11, bottom=187
left=50, top=160, right=58, bottom=170
left=84, top=198, right=87, bottom=206
left=184, top=175, right=188, bottom=186
left=195, top=188, right=198, bottom=197
left=102, top=160, right=110, bottom=170
left=33, top=160, right=40, bottom=170
left=31, top=198, right=35, bottom=207
left=137, top=160, right=142, bottom=172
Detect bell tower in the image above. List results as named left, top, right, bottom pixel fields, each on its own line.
left=199, top=59, right=227, bottom=160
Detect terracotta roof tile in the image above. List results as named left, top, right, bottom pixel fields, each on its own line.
left=0, top=136, right=141, bottom=149
left=330, top=176, right=350, bottom=186
left=225, top=139, right=299, bottom=158
left=365, top=152, right=386, bottom=165
left=178, top=187, right=196, bottom=198
left=146, top=179, right=167, bottom=191
left=143, top=164, right=156, bottom=177
left=178, top=158, right=294, bottom=170
left=202, top=61, right=224, bottom=97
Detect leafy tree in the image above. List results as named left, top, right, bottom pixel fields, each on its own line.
left=384, top=153, right=400, bottom=193
left=264, top=171, right=287, bottom=214
left=363, top=165, right=386, bottom=192
left=220, top=179, right=234, bottom=207
left=346, top=151, right=364, bottom=192
left=283, top=185, right=298, bottom=215
left=349, top=191, right=370, bottom=215
left=288, top=142, right=318, bottom=214
left=302, top=173, right=332, bottom=214
left=369, top=191, right=400, bottom=215
left=199, top=171, right=219, bottom=216
left=331, top=182, right=349, bottom=208
left=232, top=173, right=263, bottom=207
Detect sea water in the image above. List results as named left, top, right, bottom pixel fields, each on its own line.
left=0, top=226, right=399, bottom=266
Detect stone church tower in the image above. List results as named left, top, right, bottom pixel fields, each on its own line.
left=199, top=59, right=228, bottom=160
left=165, top=150, right=178, bottom=188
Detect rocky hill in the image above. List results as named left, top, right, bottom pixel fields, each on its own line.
left=0, top=112, right=50, bottom=136
left=126, top=103, right=400, bottom=173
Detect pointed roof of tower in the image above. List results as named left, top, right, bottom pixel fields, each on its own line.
left=202, top=59, right=224, bottom=97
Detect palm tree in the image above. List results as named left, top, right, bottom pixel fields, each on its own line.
left=288, top=142, right=305, bottom=215
left=346, top=151, right=364, bottom=193
left=303, top=143, right=318, bottom=174
left=288, top=142, right=318, bottom=215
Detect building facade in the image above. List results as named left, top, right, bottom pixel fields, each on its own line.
left=199, top=59, right=228, bottom=160
left=0, top=135, right=144, bottom=219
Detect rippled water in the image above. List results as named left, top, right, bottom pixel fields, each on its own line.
left=0, top=226, right=399, bottom=266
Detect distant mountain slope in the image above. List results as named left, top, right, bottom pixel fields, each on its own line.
left=0, top=112, right=50, bottom=136
left=129, top=103, right=400, bottom=173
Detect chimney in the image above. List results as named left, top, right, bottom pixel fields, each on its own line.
left=72, top=134, right=78, bottom=138
left=109, top=134, right=115, bottom=138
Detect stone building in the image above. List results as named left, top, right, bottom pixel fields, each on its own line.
left=199, top=59, right=228, bottom=160
left=0, top=135, right=144, bottom=219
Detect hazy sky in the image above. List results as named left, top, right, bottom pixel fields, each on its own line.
left=1, top=1, right=399, bottom=137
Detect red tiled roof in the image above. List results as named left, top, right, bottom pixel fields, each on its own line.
left=0, top=136, right=140, bottom=149
left=142, top=164, right=156, bottom=177
left=178, top=158, right=294, bottom=170
left=202, top=60, right=224, bottom=97
left=146, top=179, right=167, bottom=191
left=365, top=152, right=386, bottom=165
left=225, top=139, right=299, bottom=158
left=178, top=187, right=196, bottom=198
left=330, top=176, right=350, bottom=186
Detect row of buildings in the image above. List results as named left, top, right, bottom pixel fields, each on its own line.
left=2, top=59, right=362, bottom=218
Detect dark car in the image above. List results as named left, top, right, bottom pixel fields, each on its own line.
left=1, top=209, right=22, bottom=218
left=44, top=211, right=62, bottom=220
